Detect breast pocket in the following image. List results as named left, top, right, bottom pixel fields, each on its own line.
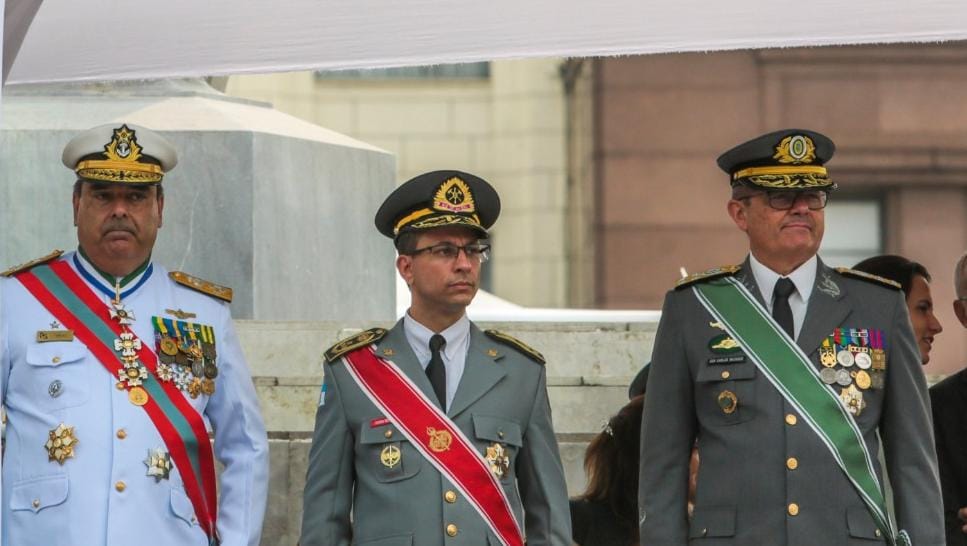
left=472, top=415, right=523, bottom=484
left=21, top=342, right=91, bottom=410
left=359, top=422, right=423, bottom=483
left=8, top=474, right=70, bottom=546
left=696, top=364, right=756, bottom=426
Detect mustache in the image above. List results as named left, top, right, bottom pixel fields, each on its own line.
left=101, top=220, right=135, bottom=235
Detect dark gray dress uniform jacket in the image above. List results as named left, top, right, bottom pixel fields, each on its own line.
left=638, top=258, right=944, bottom=546
left=300, top=320, right=571, bottom=546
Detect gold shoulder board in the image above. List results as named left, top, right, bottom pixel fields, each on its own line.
left=484, top=330, right=546, bottom=364
left=169, top=271, right=234, bottom=302
left=325, top=328, right=389, bottom=363
left=835, top=268, right=902, bottom=290
left=675, top=264, right=742, bottom=290
left=1, top=250, right=64, bottom=277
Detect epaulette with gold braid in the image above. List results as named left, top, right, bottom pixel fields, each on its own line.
left=169, top=271, right=233, bottom=302
left=484, top=330, right=545, bottom=365
left=1, top=250, right=64, bottom=277
left=325, top=328, right=388, bottom=363
left=835, top=268, right=901, bottom=290
left=675, top=264, right=742, bottom=290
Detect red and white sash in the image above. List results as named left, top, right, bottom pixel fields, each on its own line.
left=340, top=346, right=524, bottom=546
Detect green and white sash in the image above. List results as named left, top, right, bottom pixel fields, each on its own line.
left=692, top=276, right=910, bottom=546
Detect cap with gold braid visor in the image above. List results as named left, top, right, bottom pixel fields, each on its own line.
left=717, top=129, right=837, bottom=191
left=62, top=123, right=178, bottom=184
left=375, top=170, right=501, bottom=241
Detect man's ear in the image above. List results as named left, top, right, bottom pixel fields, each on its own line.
left=726, top=199, right=749, bottom=233
left=954, top=298, right=967, bottom=328
left=396, top=255, right=414, bottom=287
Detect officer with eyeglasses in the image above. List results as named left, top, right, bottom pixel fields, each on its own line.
left=639, top=129, right=943, bottom=544
left=300, top=170, right=571, bottom=546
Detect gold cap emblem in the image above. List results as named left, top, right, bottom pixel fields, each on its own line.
left=773, top=135, right=817, bottom=165
left=75, top=125, right=164, bottom=183
left=433, top=177, right=476, bottom=215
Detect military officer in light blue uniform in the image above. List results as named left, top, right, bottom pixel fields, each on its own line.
left=0, top=123, right=269, bottom=546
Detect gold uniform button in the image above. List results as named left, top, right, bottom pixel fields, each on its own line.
left=51, top=357, right=61, bottom=364
left=786, top=457, right=798, bottom=470
left=115, top=481, right=126, bottom=492
left=444, top=491, right=457, bottom=503
left=720, top=370, right=731, bottom=379
left=446, top=523, right=458, bottom=537
left=787, top=503, right=799, bottom=516
left=785, top=414, right=798, bottom=426
left=116, top=429, right=127, bottom=440
left=32, top=499, right=40, bottom=509
left=384, top=429, right=393, bottom=439
left=875, top=529, right=882, bottom=538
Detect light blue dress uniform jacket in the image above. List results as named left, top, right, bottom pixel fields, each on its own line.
left=0, top=252, right=269, bottom=546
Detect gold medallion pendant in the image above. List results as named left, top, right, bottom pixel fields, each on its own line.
left=485, top=443, right=510, bottom=479
left=46, top=423, right=78, bottom=465
left=128, top=386, right=150, bottom=406
left=426, top=427, right=453, bottom=452
left=381, top=444, right=402, bottom=468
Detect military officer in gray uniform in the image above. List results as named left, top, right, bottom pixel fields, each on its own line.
left=0, top=123, right=269, bottom=546
left=638, top=129, right=943, bottom=545
left=300, top=170, right=571, bottom=546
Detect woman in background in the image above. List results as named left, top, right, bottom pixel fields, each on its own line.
left=853, top=254, right=943, bottom=364
left=570, top=395, right=643, bottom=546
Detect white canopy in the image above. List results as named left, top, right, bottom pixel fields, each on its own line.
left=5, top=0, right=967, bottom=85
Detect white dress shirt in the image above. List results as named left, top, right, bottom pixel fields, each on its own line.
left=403, top=312, right=470, bottom=409
left=748, top=253, right=817, bottom=340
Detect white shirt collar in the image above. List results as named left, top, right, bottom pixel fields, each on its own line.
left=748, top=253, right=817, bottom=307
left=403, top=312, right=471, bottom=362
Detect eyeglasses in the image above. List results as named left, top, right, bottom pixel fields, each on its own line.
left=759, top=190, right=829, bottom=211
left=409, top=242, right=491, bottom=263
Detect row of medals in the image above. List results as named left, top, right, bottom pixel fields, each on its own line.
left=112, top=299, right=216, bottom=407
left=819, top=339, right=885, bottom=417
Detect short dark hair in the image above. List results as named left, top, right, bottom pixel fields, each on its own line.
left=852, top=254, right=931, bottom=296
left=394, top=231, right=421, bottom=254
left=73, top=179, right=163, bottom=199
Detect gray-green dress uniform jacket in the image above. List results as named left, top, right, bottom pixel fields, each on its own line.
left=638, top=258, right=944, bottom=546
left=300, top=320, right=571, bottom=546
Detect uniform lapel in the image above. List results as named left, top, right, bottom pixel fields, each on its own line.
left=376, top=320, right=443, bottom=410
left=447, top=324, right=507, bottom=418
left=797, top=259, right=851, bottom=356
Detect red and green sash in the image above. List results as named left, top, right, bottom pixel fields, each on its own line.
left=692, top=277, right=910, bottom=546
left=341, top=346, right=524, bottom=546
left=15, top=259, right=219, bottom=545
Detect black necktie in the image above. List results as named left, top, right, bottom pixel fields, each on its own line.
left=427, top=334, right=447, bottom=410
left=773, top=277, right=796, bottom=339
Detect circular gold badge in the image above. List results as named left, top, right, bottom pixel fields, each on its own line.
left=381, top=444, right=401, bottom=468
left=855, top=370, right=872, bottom=390
left=128, top=386, right=149, bottom=406
left=160, top=338, right=179, bottom=356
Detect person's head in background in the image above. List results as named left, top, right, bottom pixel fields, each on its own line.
left=954, top=251, right=967, bottom=328
left=579, top=395, right=644, bottom=539
left=853, top=254, right=943, bottom=365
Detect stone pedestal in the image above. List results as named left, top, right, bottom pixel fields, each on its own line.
left=0, top=79, right=396, bottom=321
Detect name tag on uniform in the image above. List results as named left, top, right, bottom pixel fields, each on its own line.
left=707, top=355, right=746, bottom=365
left=36, top=330, right=75, bottom=343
